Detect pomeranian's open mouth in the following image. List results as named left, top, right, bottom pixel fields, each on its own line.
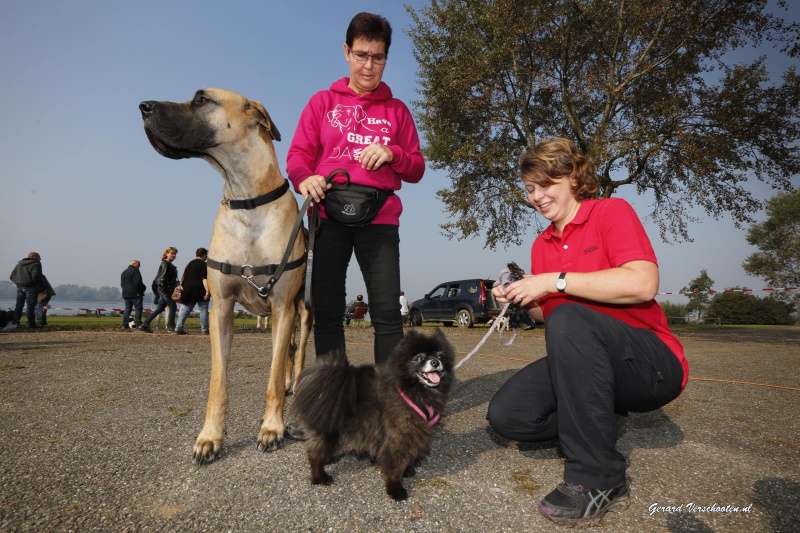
left=418, top=370, right=443, bottom=387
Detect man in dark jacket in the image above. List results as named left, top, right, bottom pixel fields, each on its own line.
left=120, top=260, right=147, bottom=330
left=345, top=294, right=368, bottom=325
left=5, top=252, right=44, bottom=331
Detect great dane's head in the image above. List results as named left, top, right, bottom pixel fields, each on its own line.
left=139, top=88, right=281, bottom=160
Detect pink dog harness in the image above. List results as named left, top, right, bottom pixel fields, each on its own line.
left=397, top=387, right=440, bottom=426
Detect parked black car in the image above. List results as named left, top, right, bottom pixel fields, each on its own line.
left=409, top=279, right=501, bottom=328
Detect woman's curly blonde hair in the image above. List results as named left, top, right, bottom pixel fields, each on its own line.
left=161, top=247, right=178, bottom=260
left=519, top=138, right=599, bottom=199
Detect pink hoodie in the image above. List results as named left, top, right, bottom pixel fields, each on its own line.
left=287, top=77, right=425, bottom=226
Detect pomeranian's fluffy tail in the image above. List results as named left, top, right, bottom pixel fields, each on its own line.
left=291, top=350, right=358, bottom=435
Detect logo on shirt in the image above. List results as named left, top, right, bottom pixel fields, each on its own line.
left=327, top=104, right=372, bottom=133
left=326, top=104, right=393, bottom=161
left=584, top=245, right=598, bottom=255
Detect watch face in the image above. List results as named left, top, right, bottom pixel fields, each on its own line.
left=556, top=274, right=567, bottom=291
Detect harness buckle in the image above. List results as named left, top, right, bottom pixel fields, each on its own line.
left=240, top=264, right=254, bottom=279
left=258, top=283, right=272, bottom=298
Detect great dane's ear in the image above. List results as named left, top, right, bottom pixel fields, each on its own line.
left=248, top=100, right=281, bottom=142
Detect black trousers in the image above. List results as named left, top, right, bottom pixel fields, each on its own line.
left=312, top=219, right=403, bottom=365
left=487, top=303, right=684, bottom=489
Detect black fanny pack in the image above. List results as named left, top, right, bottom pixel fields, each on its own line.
left=323, top=178, right=394, bottom=227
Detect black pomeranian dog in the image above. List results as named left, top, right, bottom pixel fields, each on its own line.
left=291, top=328, right=455, bottom=500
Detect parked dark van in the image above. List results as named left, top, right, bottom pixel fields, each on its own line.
left=409, top=279, right=501, bottom=328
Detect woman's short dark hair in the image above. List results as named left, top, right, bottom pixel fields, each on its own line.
left=519, top=138, right=600, bottom=199
left=196, top=247, right=208, bottom=258
left=346, top=12, right=392, bottom=54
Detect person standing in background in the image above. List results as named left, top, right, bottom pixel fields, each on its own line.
left=399, top=290, right=409, bottom=326
left=173, top=248, right=210, bottom=335
left=4, top=252, right=44, bottom=331
left=120, top=260, right=147, bottom=330
left=139, top=247, right=178, bottom=333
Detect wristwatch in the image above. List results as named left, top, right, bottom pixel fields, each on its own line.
left=555, top=272, right=567, bottom=293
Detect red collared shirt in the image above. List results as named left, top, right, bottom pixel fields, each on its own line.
left=532, top=198, right=688, bottom=389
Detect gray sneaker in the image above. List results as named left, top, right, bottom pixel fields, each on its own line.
left=538, top=482, right=630, bottom=527
left=2, top=322, right=18, bottom=332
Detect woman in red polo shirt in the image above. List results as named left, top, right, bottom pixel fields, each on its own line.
left=487, top=138, right=688, bottom=528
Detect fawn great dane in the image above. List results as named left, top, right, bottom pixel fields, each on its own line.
left=139, top=88, right=311, bottom=464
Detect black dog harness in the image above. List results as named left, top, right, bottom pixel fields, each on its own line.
left=207, top=178, right=307, bottom=299
left=207, top=169, right=350, bottom=305
left=220, top=179, right=290, bottom=210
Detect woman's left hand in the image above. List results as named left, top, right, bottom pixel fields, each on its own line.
left=358, top=143, right=393, bottom=170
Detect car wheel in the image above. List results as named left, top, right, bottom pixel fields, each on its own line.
left=410, top=310, right=423, bottom=327
left=456, top=309, right=474, bottom=328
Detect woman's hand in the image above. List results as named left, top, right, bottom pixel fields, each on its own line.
left=492, top=275, right=545, bottom=323
left=358, top=143, right=393, bottom=170
left=494, top=275, right=551, bottom=307
left=298, top=174, right=332, bottom=203
left=495, top=261, right=659, bottom=307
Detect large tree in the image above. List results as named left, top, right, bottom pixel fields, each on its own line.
left=742, top=188, right=800, bottom=291
left=408, top=0, right=799, bottom=249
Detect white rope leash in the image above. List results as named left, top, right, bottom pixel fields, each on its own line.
left=453, top=268, right=519, bottom=371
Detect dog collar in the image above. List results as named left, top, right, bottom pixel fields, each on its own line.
left=222, top=179, right=289, bottom=210
left=397, top=386, right=440, bottom=427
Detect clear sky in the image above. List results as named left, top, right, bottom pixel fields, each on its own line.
left=1, top=0, right=798, bottom=304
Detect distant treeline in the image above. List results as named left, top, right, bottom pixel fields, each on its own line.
left=0, top=281, right=142, bottom=302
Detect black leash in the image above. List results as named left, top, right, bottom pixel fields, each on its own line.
left=303, top=168, right=350, bottom=308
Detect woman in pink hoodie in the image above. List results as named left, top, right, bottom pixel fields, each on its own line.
left=287, top=12, right=424, bottom=365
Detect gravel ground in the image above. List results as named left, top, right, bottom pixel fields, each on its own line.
left=0, top=325, right=798, bottom=532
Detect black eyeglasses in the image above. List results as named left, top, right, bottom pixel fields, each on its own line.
left=348, top=47, right=387, bottom=65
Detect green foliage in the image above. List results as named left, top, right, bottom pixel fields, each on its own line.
left=407, top=0, right=800, bottom=248
left=659, top=300, right=689, bottom=324
left=742, top=188, right=800, bottom=299
left=706, top=291, right=795, bottom=325
left=683, top=269, right=714, bottom=319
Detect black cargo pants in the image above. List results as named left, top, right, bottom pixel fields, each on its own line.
left=486, top=303, right=684, bottom=489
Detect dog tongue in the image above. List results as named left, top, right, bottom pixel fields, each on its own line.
left=425, top=372, right=441, bottom=384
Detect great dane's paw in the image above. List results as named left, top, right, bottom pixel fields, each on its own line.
left=193, top=439, right=222, bottom=465
left=256, top=429, right=285, bottom=453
